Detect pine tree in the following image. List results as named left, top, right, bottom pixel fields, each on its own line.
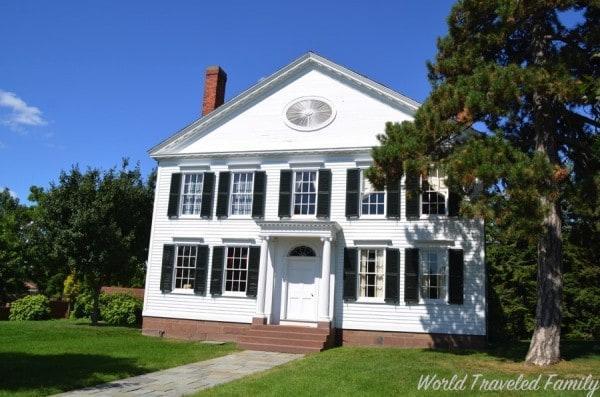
left=368, top=1, right=599, bottom=365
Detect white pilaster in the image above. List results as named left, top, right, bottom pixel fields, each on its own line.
left=255, top=236, right=270, bottom=318
left=318, top=237, right=332, bottom=322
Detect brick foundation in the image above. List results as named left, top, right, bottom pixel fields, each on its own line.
left=338, top=329, right=486, bottom=349
left=142, top=316, right=250, bottom=342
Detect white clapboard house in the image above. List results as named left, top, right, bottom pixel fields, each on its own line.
left=142, top=53, right=486, bottom=353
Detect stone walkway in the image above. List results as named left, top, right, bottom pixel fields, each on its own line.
left=54, top=350, right=303, bottom=397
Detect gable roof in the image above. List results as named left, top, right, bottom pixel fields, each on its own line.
left=149, top=52, right=421, bottom=157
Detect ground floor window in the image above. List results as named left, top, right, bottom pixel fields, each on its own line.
left=224, top=246, right=249, bottom=293
left=175, top=245, right=197, bottom=289
left=420, top=249, right=447, bottom=300
left=358, top=249, right=385, bottom=298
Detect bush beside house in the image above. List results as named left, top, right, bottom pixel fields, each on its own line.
left=9, top=295, right=51, bottom=321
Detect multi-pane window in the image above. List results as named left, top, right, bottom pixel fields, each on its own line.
left=358, top=249, right=385, bottom=298
left=361, top=172, right=385, bottom=215
left=230, top=172, right=254, bottom=216
left=224, top=247, right=249, bottom=293
left=421, top=169, right=447, bottom=215
left=174, top=245, right=197, bottom=289
left=420, top=249, right=447, bottom=300
left=293, top=171, right=317, bottom=215
left=181, top=173, right=204, bottom=215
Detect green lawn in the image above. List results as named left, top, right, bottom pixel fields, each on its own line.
left=0, top=319, right=236, bottom=397
left=197, top=342, right=600, bottom=396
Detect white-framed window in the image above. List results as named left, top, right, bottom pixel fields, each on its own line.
left=224, top=246, right=249, bottom=294
left=358, top=249, right=385, bottom=300
left=174, top=245, right=197, bottom=289
left=421, top=169, right=447, bottom=216
left=181, top=173, right=204, bottom=215
left=420, top=249, right=447, bottom=301
left=293, top=170, right=318, bottom=216
left=361, top=171, right=385, bottom=216
left=230, top=172, right=254, bottom=216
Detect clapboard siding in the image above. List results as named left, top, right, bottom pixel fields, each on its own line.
left=143, top=158, right=485, bottom=336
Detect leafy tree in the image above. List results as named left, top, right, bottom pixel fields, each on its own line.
left=368, top=1, right=598, bottom=365
left=0, top=189, right=29, bottom=303
left=30, top=160, right=154, bottom=324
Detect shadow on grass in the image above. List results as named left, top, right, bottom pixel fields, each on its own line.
left=0, top=352, right=146, bottom=394
left=420, top=340, right=600, bottom=362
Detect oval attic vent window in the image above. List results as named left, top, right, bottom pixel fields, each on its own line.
left=284, top=97, right=335, bottom=131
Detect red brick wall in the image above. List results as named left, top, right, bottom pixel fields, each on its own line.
left=142, top=316, right=249, bottom=342
left=338, top=329, right=486, bottom=349
left=101, top=286, right=145, bottom=300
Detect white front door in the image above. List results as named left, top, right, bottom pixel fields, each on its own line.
left=285, top=258, right=318, bottom=321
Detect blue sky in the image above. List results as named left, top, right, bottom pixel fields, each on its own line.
left=0, top=1, right=455, bottom=202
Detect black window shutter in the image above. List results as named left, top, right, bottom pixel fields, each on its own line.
left=405, top=172, right=420, bottom=219
left=385, top=248, right=400, bottom=304
left=246, top=246, right=261, bottom=298
left=345, top=169, right=361, bottom=218
left=448, top=249, right=464, bottom=304
left=167, top=173, right=182, bottom=218
left=216, top=172, right=231, bottom=218
left=252, top=171, right=266, bottom=219
left=404, top=248, right=419, bottom=303
left=210, top=246, right=225, bottom=296
left=448, top=191, right=461, bottom=217
left=194, top=245, right=209, bottom=295
left=317, top=169, right=332, bottom=218
left=343, top=248, right=358, bottom=302
left=160, top=244, right=176, bottom=292
left=278, top=170, right=293, bottom=218
left=200, top=172, right=215, bottom=219
left=386, top=178, right=401, bottom=219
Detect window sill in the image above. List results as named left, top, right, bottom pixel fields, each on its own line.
left=358, top=215, right=387, bottom=219
left=227, top=215, right=253, bottom=220
left=170, top=288, right=195, bottom=295
left=355, top=298, right=386, bottom=304
left=419, top=299, right=448, bottom=305
left=220, top=292, right=252, bottom=299
left=419, top=215, right=448, bottom=220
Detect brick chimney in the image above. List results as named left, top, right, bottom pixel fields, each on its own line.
left=201, top=66, right=227, bottom=116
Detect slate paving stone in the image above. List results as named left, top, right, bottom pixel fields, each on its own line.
left=53, top=350, right=303, bottom=397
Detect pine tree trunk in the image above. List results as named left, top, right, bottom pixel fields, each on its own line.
left=525, top=197, right=562, bottom=365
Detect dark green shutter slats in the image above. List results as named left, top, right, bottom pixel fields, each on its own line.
left=448, top=191, right=461, bottom=217
left=448, top=249, right=464, bottom=304
left=200, top=172, right=215, bottom=219
left=386, top=178, right=401, bottom=219
left=167, top=173, right=182, bottom=218
left=405, top=172, right=420, bottom=219
left=385, top=248, right=400, bottom=304
left=252, top=171, right=267, bottom=219
left=317, top=169, right=332, bottom=218
left=216, top=172, right=231, bottom=218
left=343, top=248, right=358, bottom=302
left=278, top=170, right=293, bottom=218
left=210, top=246, right=225, bottom=296
left=246, top=246, right=261, bottom=298
left=345, top=169, right=361, bottom=218
left=160, top=244, right=175, bottom=292
left=193, top=245, right=209, bottom=295
left=404, top=248, right=419, bottom=303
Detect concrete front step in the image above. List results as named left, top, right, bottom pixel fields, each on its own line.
left=244, top=329, right=329, bottom=341
left=239, top=335, right=325, bottom=349
left=238, top=341, right=322, bottom=354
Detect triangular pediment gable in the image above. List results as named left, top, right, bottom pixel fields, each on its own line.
left=149, top=52, right=420, bottom=158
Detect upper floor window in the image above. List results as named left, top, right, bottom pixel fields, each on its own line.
left=420, top=249, right=447, bottom=301
left=181, top=173, right=204, bottom=215
left=175, top=245, right=197, bottom=289
left=224, top=246, right=249, bottom=293
left=230, top=172, right=254, bottom=216
left=293, top=170, right=317, bottom=216
left=361, top=172, right=385, bottom=216
left=421, top=169, right=447, bottom=216
left=358, top=249, right=385, bottom=299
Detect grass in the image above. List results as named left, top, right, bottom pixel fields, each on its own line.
left=197, top=342, right=600, bottom=396
left=0, top=319, right=236, bottom=397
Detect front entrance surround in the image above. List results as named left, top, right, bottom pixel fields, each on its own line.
left=253, top=220, right=340, bottom=327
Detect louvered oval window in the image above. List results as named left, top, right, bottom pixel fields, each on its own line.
left=284, top=97, right=335, bottom=131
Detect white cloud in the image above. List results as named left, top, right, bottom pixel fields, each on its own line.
left=0, top=89, right=47, bottom=131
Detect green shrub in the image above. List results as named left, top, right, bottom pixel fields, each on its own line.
left=70, top=291, right=95, bottom=319
left=101, top=293, right=142, bottom=326
left=9, top=295, right=51, bottom=321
